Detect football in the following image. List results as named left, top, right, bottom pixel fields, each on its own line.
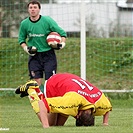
left=46, top=32, right=61, bottom=48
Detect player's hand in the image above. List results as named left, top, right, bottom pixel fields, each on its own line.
left=53, top=42, right=65, bottom=50
left=103, top=123, right=109, bottom=126
left=58, top=42, right=65, bottom=49
left=23, top=46, right=37, bottom=56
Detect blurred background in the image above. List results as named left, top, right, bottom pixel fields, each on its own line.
left=0, top=0, right=132, bottom=96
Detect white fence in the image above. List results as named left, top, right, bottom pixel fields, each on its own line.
left=0, top=88, right=133, bottom=93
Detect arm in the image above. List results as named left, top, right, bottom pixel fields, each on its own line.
left=21, top=43, right=27, bottom=49
left=61, top=37, right=66, bottom=43
left=18, top=22, right=37, bottom=56
left=20, top=42, right=37, bottom=56
left=103, top=111, right=110, bottom=126
left=18, top=24, right=30, bottom=55
left=37, top=100, right=49, bottom=128
left=59, top=37, right=66, bottom=49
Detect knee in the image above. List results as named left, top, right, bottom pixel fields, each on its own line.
left=35, top=78, right=42, bottom=86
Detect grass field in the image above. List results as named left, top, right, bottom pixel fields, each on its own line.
left=0, top=37, right=133, bottom=90
left=0, top=37, right=133, bottom=132
left=0, top=96, right=132, bottom=133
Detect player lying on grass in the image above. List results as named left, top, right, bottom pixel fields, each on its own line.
left=15, top=73, right=112, bottom=128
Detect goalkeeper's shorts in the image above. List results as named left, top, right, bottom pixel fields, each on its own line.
left=28, top=49, right=57, bottom=80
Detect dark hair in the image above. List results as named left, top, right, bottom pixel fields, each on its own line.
left=27, top=0, right=41, bottom=9
left=76, top=111, right=95, bottom=126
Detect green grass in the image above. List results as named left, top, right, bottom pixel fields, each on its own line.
left=0, top=37, right=133, bottom=90
left=0, top=96, right=133, bottom=133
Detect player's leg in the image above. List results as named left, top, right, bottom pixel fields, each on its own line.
left=15, top=80, right=44, bottom=111
left=34, top=78, right=42, bottom=86
left=43, top=49, right=57, bottom=80
left=47, top=112, right=68, bottom=126
left=46, top=112, right=68, bottom=126
left=56, top=114, right=69, bottom=126
left=16, top=81, right=49, bottom=128
left=28, top=88, right=49, bottom=128
left=34, top=88, right=45, bottom=100
left=28, top=89, right=40, bottom=113
left=28, top=53, right=44, bottom=92
left=47, top=113, right=58, bottom=126
left=15, top=79, right=45, bottom=100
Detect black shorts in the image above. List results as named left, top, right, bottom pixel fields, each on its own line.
left=28, top=49, right=57, bottom=80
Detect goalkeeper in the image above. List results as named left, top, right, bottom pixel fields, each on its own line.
left=16, top=73, right=112, bottom=128
left=18, top=0, right=67, bottom=92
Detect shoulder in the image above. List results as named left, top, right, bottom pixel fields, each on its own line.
left=41, top=15, right=54, bottom=21
left=21, top=17, right=30, bottom=25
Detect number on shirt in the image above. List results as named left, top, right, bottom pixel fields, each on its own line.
left=72, top=79, right=93, bottom=91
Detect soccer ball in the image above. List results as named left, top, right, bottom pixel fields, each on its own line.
left=46, top=32, right=61, bottom=48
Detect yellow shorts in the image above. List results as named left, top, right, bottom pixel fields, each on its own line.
left=93, top=93, right=112, bottom=116
left=46, top=92, right=95, bottom=117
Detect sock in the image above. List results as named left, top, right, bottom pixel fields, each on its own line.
left=39, top=84, right=44, bottom=93
left=35, top=88, right=45, bottom=100
left=28, top=89, right=40, bottom=113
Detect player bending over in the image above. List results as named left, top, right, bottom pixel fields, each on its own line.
left=15, top=73, right=112, bottom=127
left=16, top=80, right=95, bottom=128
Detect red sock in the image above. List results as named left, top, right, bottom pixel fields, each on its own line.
left=34, top=88, right=45, bottom=100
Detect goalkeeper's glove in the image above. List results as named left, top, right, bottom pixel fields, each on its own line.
left=58, top=42, right=66, bottom=49
left=23, top=46, right=37, bottom=56
left=51, top=42, right=65, bottom=50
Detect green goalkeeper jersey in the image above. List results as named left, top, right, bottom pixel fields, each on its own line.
left=18, top=15, right=67, bottom=52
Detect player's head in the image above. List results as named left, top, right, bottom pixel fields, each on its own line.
left=27, top=1, right=41, bottom=9
left=27, top=1, right=41, bottom=18
left=76, top=109, right=95, bottom=126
